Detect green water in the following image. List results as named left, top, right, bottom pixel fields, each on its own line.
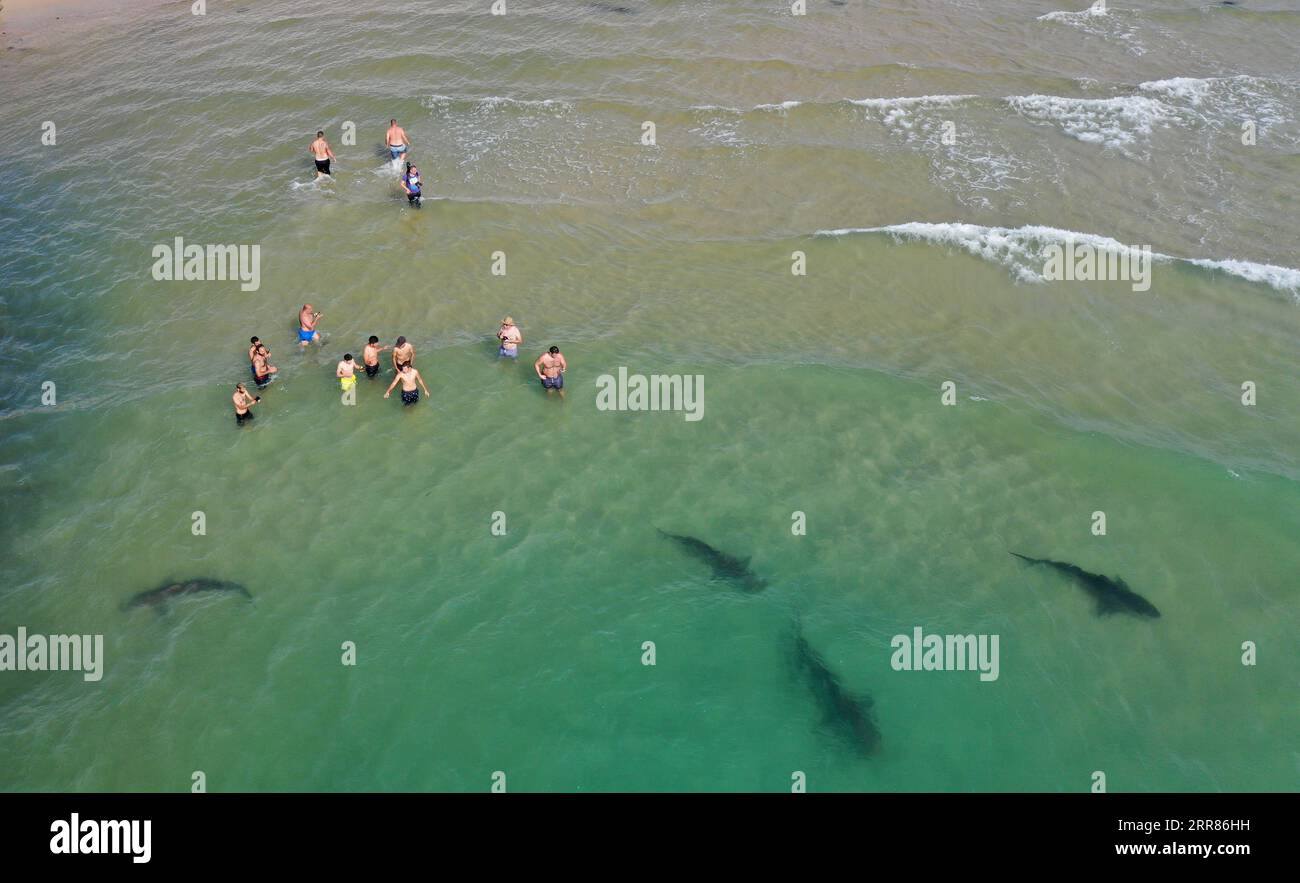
left=1, top=0, right=1297, bottom=791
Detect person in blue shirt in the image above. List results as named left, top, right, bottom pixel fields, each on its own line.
left=402, top=162, right=423, bottom=206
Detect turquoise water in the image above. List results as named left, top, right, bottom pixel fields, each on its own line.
left=0, top=0, right=1297, bottom=791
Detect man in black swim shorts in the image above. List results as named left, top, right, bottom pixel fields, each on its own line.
left=233, top=383, right=260, bottom=426
left=251, top=346, right=277, bottom=389
left=384, top=362, right=430, bottom=406
left=310, top=130, right=335, bottom=178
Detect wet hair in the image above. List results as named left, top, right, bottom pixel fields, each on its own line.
left=396, top=336, right=406, bottom=346
left=548, top=346, right=560, bottom=354
left=391, top=119, right=397, bottom=125
left=235, top=383, right=245, bottom=391
left=399, top=362, right=411, bottom=370
left=250, top=336, right=259, bottom=344
left=316, top=130, right=324, bottom=138
left=343, top=353, right=353, bottom=361
left=368, top=335, right=379, bottom=344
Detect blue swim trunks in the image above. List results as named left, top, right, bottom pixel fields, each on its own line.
left=298, top=328, right=316, bottom=343
left=499, top=346, right=518, bottom=359
left=542, top=374, right=564, bottom=390
left=389, top=144, right=407, bottom=159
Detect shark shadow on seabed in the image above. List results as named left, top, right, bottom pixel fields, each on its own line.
left=1010, top=552, right=1160, bottom=619
left=121, top=578, right=253, bottom=615
left=792, top=617, right=882, bottom=758
left=657, top=529, right=767, bottom=592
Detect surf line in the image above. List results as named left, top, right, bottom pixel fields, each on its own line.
left=1043, top=239, right=1153, bottom=291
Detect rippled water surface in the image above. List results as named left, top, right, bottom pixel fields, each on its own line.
left=0, top=0, right=1297, bottom=791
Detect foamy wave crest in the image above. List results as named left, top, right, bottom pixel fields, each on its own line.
left=851, top=95, right=978, bottom=131
left=848, top=95, right=976, bottom=109
left=1038, top=2, right=1108, bottom=23
left=691, top=96, right=973, bottom=117
left=1138, top=75, right=1292, bottom=131
left=1137, top=77, right=1214, bottom=104
left=1186, top=258, right=1300, bottom=292
left=814, top=222, right=1300, bottom=295
left=424, top=94, right=574, bottom=113
left=1005, top=94, right=1171, bottom=149
left=1037, top=2, right=1144, bottom=54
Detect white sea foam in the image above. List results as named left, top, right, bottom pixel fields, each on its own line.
left=815, top=222, right=1300, bottom=296
left=1037, top=3, right=1145, bottom=54
left=1138, top=75, right=1291, bottom=131
left=1038, top=3, right=1108, bottom=23
left=850, top=95, right=977, bottom=129
left=851, top=95, right=1025, bottom=207
left=852, top=95, right=979, bottom=134
left=1137, top=76, right=1214, bottom=104
left=1005, top=94, right=1172, bottom=148
left=691, top=96, right=974, bottom=116
left=1186, top=258, right=1300, bottom=292
left=424, top=94, right=573, bottom=112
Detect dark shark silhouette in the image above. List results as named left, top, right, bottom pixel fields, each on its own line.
left=122, top=578, right=252, bottom=613
left=794, top=620, right=882, bottom=757
left=657, top=530, right=766, bottom=592
left=1011, top=553, right=1160, bottom=619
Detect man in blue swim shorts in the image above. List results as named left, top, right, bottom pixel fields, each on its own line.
left=497, top=316, right=522, bottom=358
left=299, top=303, right=322, bottom=346
left=386, top=119, right=411, bottom=161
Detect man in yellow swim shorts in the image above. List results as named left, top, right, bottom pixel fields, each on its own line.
left=336, top=353, right=361, bottom=391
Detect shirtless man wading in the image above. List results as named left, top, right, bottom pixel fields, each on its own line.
left=534, top=345, right=567, bottom=398
left=233, top=383, right=260, bottom=426
left=363, top=336, right=389, bottom=379
left=299, top=304, right=323, bottom=346
left=384, top=362, right=431, bottom=406
left=248, top=336, right=266, bottom=381
left=252, top=345, right=278, bottom=389
left=386, top=119, right=411, bottom=162
left=310, top=130, right=335, bottom=178
left=391, top=336, right=414, bottom=372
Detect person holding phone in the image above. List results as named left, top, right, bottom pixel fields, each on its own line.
left=233, top=383, right=261, bottom=427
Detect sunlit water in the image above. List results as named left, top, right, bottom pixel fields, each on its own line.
left=0, top=0, right=1297, bottom=791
